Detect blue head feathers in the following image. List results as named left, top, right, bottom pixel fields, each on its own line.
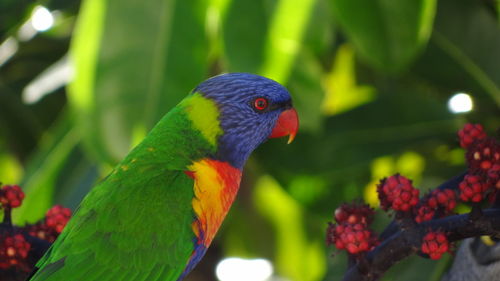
left=194, top=73, right=294, bottom=169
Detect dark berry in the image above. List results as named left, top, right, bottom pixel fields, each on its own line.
left=0, top=234, right=31, bottom=270
left=334, top=203, right=375, bottom=225
left=458, top=123, right=487, bottom=149
left=415, top=205, right=435, bottom=223
left=487, top=164, right=500, bottom=189
left=466, top=138, right=500, bottom=177
left=0, top=185, right=25, bottom=208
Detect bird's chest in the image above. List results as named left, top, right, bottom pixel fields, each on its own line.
left=188, top=159, right=242, bottom=247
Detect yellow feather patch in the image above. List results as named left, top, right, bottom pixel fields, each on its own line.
left=180, top=93, right=222, bottom=147
left=189, top=159, right=241, bottom=246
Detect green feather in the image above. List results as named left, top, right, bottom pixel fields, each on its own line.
left=30, top=94, right=220, bottom=281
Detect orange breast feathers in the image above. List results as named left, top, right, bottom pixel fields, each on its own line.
left=188, top=159, right=242, bottom=247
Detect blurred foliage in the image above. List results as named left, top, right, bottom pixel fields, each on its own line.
left=0, top=0, right=499, bottom=280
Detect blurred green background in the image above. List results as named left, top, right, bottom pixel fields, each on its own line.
left=0, top=0, right=499, bottom=280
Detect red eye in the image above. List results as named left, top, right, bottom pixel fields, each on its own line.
left=253, top=97, right=268, bottom=111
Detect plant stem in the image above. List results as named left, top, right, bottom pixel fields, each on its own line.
left=3, top=207, right=12, bottom=225
left=341, top=208, right=500, bottom=281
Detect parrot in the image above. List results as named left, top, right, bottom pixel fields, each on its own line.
left=28, top=73, right=299, bottom=281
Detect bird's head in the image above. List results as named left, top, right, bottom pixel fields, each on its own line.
left=191, top=73, right=299, bottom=169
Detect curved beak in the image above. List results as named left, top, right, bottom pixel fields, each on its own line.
left=269, top=108, right=299, bottom=144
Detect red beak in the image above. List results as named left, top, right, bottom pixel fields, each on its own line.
left=269, top=108, right=299, bottom=144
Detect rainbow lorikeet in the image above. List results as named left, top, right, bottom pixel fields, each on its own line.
left=29, top=73, right=299, bottom=281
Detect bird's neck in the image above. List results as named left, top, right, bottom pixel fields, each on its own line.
left=137, top=93, right=256, bottom=170
left=177, top=93, right=256, bottom=169
left=188, top=158, right=242, bottom=246
left=215, top=134, right=257, bottom=169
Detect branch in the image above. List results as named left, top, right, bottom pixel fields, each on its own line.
left=342, top=208, right=500, bottom=281
left=379, top=172, right=467, bottom=240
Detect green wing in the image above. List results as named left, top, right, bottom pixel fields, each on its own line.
left=30, top=100, right=218, bottom=281
left=31, top=159, right=197, bottom=281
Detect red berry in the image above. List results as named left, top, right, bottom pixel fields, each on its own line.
left=334, top=203, right=375, bottom=225
left=414, top=189, right=457, bottom=223
left=487, top=164, right=500, bottom=189
left=24, top=223, right=58, bottom=243
left=458, top=123, right=487, bottom=149
left=466, top=137, right=500, bottom=178
left=459, top=175, right=490, bottom=202
left=0, top=185, right=25, bottom=208
left=415, top=205, right=435, bottom=223
left=421, top=231, right=449, bottom=260
left=45, top=205, right=72, bottom=233
left=433, top=189, right=457, bottom=212
left=327, top=222, right=378, bottom=255
left=377, top=174, right=419, bottom=212
left=0, top=234, right=31, bottom=270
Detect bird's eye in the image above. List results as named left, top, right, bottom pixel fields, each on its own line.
left=253, top=97, right=269, bottom=111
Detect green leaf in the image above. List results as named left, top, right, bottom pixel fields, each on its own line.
left=222, top=0, right=270, bottom=73
left=0, top=85, right=44, bottom=162
left=498, top=1, right=500, bottom=25
left=330, top=0, right=436, bottom=72
left=69, top=0, right=210, bottom=165
left=321, top=44, right=376, bottom=115
left=286, top=51, right=326, bottom=131
left=254, top=175, right=326, bottom=281
left=0, top=151, right=23, bottom=184
left=14, top=115, right=81, bottom=224
left=0, top=0, right=32, bottom=40
left=260, top=0, right=317, bottom=83
left=302, top=0, right=337, bottom=61
left=381, top=255, right=443, bottom=281
left=256, top=88, right=457, bottom=215
left=431, top=0, right=500, bottom=106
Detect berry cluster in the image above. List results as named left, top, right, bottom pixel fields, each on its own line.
left=428, top=189, right=457, bottom=212
left=375, top=174, right=454, bottom=259
left=0, top=234, right=30, bottom=270
left=334, top=202, right=375, bottom=225
left=25, top=205, right=72, bottom=243
left=415, top=189, right=457, bottom=223
left=458, top=175, right=489, bottom=202
left=0, top=183, right=71, bottom=278
left=421, top=231, right=450, bottom=260
left=0, top=185, right=25, bottom=209
left=45, top=205, right=72, bottom=234
left=458, top=123, right=486, bottom=149
left=459, top=124, right=500, bottom=201
left=328, top=123, right=499, bottom=263
left=414, top=204, right=435, bottom=223
left=489, top=164, right=500, bottom=189
left=327, top=203, right=378, bottom=255
left=377, top=174, right=419, bottom=212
